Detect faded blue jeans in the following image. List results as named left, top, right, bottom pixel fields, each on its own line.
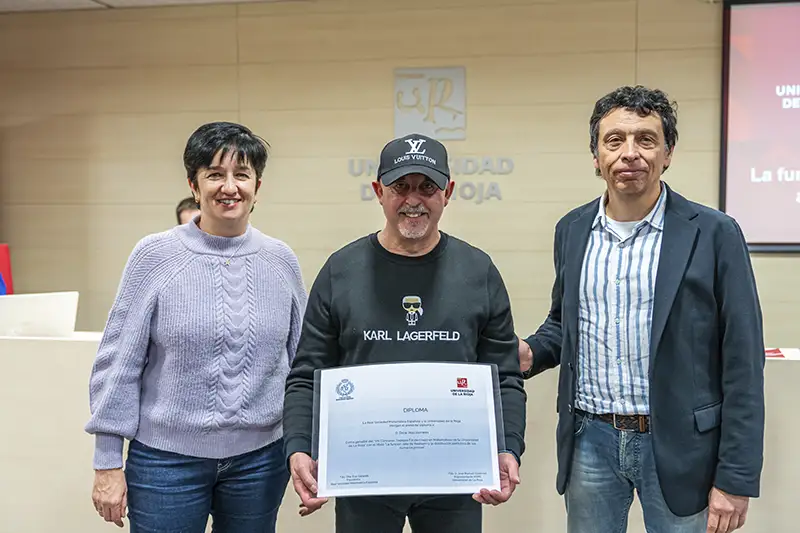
left=565, top=411, right=708, bottom=533
left=124, top=438, right=289, bottom=533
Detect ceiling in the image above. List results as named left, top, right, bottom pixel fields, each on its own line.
left=0, top=0, right=296, bottom=13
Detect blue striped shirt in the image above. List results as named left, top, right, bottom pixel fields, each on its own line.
left=575, top=183, right=667, bottom=416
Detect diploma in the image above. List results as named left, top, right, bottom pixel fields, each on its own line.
left=313, top=362, right=503, bottom=497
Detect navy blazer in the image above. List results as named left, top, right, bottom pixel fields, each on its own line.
left=524, top=182, right=765, bottom=517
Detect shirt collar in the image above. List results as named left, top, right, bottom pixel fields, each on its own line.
left=592, top=181, right=667, bottom=232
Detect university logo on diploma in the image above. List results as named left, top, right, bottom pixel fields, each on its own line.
left=312, top=362, right=504, bottom=497
left=335, top=379, right=355, bottom=401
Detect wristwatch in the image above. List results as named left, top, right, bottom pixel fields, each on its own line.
left=521, top=364, right=535, bottom=379
left=521, top=340, right=535, bottom=379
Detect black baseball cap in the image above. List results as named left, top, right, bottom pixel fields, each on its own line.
left=377, top=133, right=450, bottom=190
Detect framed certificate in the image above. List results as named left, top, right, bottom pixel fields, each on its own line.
left=311, top=361, right=505, bottom=497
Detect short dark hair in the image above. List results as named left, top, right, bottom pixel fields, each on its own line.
left=175, top=196, right=199, bottom=224
left=183, top=121, right=270, bottom=185
left=589, top=85, right=678, bottom=168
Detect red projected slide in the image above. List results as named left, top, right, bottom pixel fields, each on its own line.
left=722, top=1, right=800, bottom=249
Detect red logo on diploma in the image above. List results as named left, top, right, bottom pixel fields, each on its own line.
left=456, top=377, right=468, bottom=388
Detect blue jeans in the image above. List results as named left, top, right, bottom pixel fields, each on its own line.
left=125, top=438, right=289, bottom=533
left=565, top=412, right=708, bottom=533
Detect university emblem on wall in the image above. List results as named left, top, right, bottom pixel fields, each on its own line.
left=394, top=67, right=466, bottom=140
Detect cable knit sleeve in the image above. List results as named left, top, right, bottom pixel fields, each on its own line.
left=285, top=250, right=308, bottom=367
left=84, top=237, right=161, bottom=470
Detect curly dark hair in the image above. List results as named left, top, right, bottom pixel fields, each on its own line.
left=589, top=85, right=678, bottom=172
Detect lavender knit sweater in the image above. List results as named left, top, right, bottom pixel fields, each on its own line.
left=85, top=220, right=307, bottom=470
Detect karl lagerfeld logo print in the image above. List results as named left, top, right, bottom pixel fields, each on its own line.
left=402, top=295, right=423, bottom=326
left=360, top=295, right=461, bottom=342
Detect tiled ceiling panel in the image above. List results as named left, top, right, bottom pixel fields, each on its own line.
left=0, top=0, right=102, bottom=12
left=101, top=0, right=284, bottom=6
left=0, top=0, right=307, bottom=13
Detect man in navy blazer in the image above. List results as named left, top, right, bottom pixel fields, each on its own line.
left=518, top=85, right=765, bottom=533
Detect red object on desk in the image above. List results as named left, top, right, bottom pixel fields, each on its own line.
left=0, top=243, right=12, bottom=294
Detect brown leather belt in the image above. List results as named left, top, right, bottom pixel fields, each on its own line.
left=595, top=413, right=650, bottom=433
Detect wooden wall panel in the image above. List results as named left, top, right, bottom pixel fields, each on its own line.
left=238, top=0, right=625, bottom=17
left=665, top=99, right=720, bottom=153
left=238, top=52, right=636, bottom=112
left=237, top=3, right=636, bottom=64
left=637, top=0, right=723, bottom=50
left=0, top=0, right=795, bottom=358
left=637, top=49, right=722, bottom=102
left=0, top=15, right=238, bottom=69
left=0, top=66, right=239, bottom=116
left=0, top=112, right=240, bottom=161
left=0, top=158, right=190, bottom=206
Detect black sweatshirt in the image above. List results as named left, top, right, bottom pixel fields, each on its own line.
left=283, top=231, right=527, bottom=464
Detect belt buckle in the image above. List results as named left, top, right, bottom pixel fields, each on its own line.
left=612, top=414, right=648, bottom=433
left=612, top=414, right=629, bottom=432
left=612, top=414, right=637, bottom=432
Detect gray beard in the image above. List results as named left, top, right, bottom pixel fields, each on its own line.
left=398, top=220, right=429, bottom=240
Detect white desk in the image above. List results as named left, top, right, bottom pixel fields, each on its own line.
left=0, top=334, right=796, bottom=533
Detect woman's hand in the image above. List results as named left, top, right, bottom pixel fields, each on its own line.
left=92, top=468, right=127, bottom=527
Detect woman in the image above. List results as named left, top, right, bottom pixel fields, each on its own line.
left=86, top=121, right=307, bottom=532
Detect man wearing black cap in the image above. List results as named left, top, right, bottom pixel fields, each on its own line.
left=282, top=133, right=527, bottom=533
